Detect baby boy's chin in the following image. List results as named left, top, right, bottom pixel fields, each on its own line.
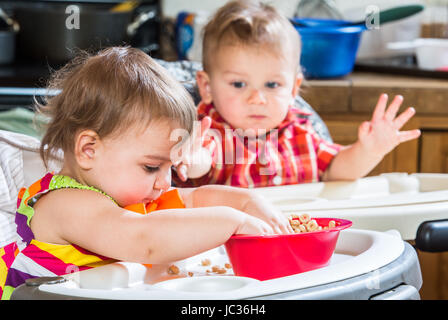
left=234, top=119, right=282, bottom=135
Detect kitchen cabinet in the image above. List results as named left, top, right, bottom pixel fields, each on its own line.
left=301, top=72, right=448, bottom=300
left=302, top=72, right=448, bottom=176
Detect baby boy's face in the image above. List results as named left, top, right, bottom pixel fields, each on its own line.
left=204, top=44, right=301, bottom=134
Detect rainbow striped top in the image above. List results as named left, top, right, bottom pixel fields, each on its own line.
left=0, top=173, right=116, bottom=300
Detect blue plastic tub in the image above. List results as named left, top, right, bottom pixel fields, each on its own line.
left=291, top=18, right=367, bottom=79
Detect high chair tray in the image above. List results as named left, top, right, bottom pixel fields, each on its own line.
left=11, top=229, right=422, bottom=300
left=252, top=173, right=448, bottom=240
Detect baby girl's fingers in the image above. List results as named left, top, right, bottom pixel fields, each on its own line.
left=272, top=225, right=283, bottom=235
left=371, top=93, right=388, bottom=122
left=393, top=107, right=416, bottom=130
left=283, top=222, right=295, bottom=234
left=384, top=95, right=404, bottom=122
left=398, top=129, right=421, bottom=143
left=263, top=224, right=275, bottom=235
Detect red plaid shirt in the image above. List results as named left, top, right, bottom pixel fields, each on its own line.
left=173, top=102, right=342, bottom=188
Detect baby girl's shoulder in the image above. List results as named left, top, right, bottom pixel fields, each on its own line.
left=30, top=187, right=113, bottom=244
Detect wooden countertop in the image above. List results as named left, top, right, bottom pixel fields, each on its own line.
left=301, top=72, right=448, bottom=116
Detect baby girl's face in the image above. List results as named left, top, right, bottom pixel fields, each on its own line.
left=92, top=120, right=178, bottom=207
left=204, top=44, right=301, bottom=133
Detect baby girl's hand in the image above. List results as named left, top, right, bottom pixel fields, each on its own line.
left=242, top=193, right=294, bottom=235
left=358, top=94, right=421, bottom=159
left=174, top=116, right=213, bottom=181
left=236, top=214, right=274, bottom=236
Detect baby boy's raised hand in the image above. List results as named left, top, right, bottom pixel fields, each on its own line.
left=174, top=116, right=214, bottom=181
left=357, top=94, right=421, bottom=159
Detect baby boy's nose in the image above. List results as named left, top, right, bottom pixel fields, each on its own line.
left=247, top=89, right=267, bottom=105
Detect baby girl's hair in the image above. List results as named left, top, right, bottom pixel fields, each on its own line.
left=202, top=0, right=302, bottom=73
left=37, top=46, right=196, bottom=168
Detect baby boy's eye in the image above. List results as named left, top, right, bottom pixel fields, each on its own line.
left=231, top=81, right=246, bottom=89
left=265, top=82, right=279, bottom=89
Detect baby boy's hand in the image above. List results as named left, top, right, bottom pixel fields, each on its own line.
left=358, top=94, right=421, bottom=158
left=174, top=116, right=214, bottom=181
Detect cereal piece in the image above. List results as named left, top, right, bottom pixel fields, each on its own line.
left=216, top=268, right=227, bottom=274
left=167, top=265, right=179, bottom=275
left=211, top=265, right=221, bottom=272
left=188, top=272, right=194, bottom=277
left=299, top=213, right=310, bottom=224
left=201, top=259, right=211, bottom=266
left=224, top=263, right=232, bottom=269
left=328, top=220, right=336, bottom=228
left=210, top=265, right=228, bottom=274
left=306, top=219, right=318, bottom=231
left=298, top=224, right=307, bottom=233
left=290, top=219, right=301, bottom=226
left=290, top=214, right=300, bottom=219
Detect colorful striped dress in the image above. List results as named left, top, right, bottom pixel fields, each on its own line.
left=0, top=173, right=117, bottom=300
left=0, top=173, right=186, bottom=300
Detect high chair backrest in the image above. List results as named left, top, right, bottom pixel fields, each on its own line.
left=0, top=130, right=62, bottom=247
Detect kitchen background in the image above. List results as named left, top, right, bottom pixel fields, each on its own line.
left=0, top=0, right=447, bottom=300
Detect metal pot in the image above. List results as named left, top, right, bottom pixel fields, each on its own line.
left=14, top=3, right=156, bottom=63
left=0, top=7, right=19, bottom=65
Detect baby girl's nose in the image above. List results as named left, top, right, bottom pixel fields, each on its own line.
left=154, top=170, right=171, bottom=192
left=247, top=89, right=267, bottom=105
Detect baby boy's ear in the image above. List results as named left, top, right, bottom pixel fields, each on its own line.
left=75, top=130, right=99, bottom=170
left=196, top=71, right=213, bottom=104
left=292, top=74, right=303, bottom=98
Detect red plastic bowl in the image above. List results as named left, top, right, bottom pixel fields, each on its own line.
left=224, top=218, right=352, bottom=281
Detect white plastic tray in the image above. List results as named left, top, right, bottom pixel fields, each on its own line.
left=252, top=173, right=448, bottom=240
left=38, top=228, right=404, bottom=300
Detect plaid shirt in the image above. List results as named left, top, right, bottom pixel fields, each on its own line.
left=173, top=102, right=342, bottom=188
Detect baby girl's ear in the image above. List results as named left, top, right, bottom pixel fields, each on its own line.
left=292, top=74, right=303, bottom=98
left=75, top=130, right=99, bottom=169
left=196, top=71, right=213, bottom=104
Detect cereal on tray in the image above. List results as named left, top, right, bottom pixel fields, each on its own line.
left=201, top=258, right=211, bottom=266
left=211, top=265, right=227, bottom=274
left=167, top=264, right=180, bottom=275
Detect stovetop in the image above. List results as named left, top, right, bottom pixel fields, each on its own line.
left=354, top=55, right=448, bottom=79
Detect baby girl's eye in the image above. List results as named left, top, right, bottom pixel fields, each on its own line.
left=265, top=82, right=279, bottom=89
left=144, top=165, right=160, bottom=173
left=231, top=81, right=246, bottom=89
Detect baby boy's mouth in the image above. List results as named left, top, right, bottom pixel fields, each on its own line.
left=248, top=115, right=267, bottom=119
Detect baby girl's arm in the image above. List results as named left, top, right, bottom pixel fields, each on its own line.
left=323, top=94, right=421, bottom=181
left=32, top=187, right=271, bottom=264
left=178, top=185, right=293, bottom=234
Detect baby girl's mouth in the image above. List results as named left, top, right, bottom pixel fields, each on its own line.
left=144, top=192, right=162, bottom=203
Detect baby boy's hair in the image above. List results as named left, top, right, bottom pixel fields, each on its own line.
left=37, top=46, right=196, bottom=168
left=202, top=0, right=302, bottom=73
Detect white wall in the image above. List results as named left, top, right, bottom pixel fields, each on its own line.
left=161, top=0, right=434, bottom=59
left=161, top=0, right=426, bottom=19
